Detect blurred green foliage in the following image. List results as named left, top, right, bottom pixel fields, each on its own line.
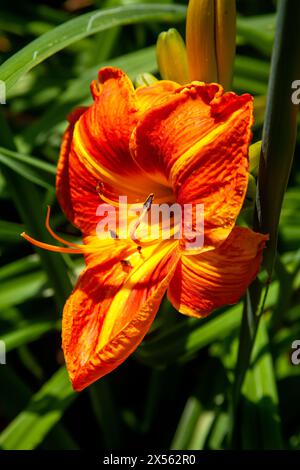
left=0, top=0, right=299, bottom=450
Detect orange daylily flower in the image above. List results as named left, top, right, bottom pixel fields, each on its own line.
left=22, top=67, right=268, bottom=391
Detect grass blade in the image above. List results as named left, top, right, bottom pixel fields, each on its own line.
left=0, top=4, right=186, bottom=91
left=0, top=366, right=78, bottom=450
left=89, top=377, right=122, bottom=449
left=0, top=367, right=75, bottom=450
left=0, top=112, right=73, bottom=309
left=241, top=316, right=283, bottom=449
left=3, top=318, right=59, bottom=352
left=0, top=271, right=47, bottom=310
left=0, top=147, right=56, bottom=190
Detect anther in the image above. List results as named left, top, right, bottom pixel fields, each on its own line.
left=143, top=193, right=154, bottom=212
left=110, top=230, right=119, bottom=239
left=120, top=259, right=133, bottom=270
left=129, top=193, right=156, bottom=247
left=96, top=181, right=104, bottom=198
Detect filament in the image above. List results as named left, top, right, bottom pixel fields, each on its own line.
left=130, top=193, right=156, bottom=246
left=45, top=206, right=79, bottom=247
left=21, top=232, right=85, bottom=254
left=21, top=205, right=117, bottom=255
left=96, top=182, right=140, bottom=208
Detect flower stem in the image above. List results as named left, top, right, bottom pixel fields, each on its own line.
left=230, top=0, right=300, bottom=447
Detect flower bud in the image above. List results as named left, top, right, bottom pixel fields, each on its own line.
left=156, top=28, right=190, bottom=84
left=135, top=73, right=158, bottom=88
left=246, top=173, right=257, bottom=205
left=249, top=140, right=262, bottom=177
left=186, top=0, right=236, bottom=90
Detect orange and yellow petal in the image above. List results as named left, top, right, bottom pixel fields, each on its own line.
left=79, top=67, right=138, bottom=178
left=63, top=241, right=180, bottom=391
left=56, top=107, right=104, bottom=235
left=73, top=67, right=170, bottom=200
left=131, top=82, right=253, bottom=250
left=136, top=79, right=180, bottom=112
left=131, top=82, right=223, bottom=185
left=57, top=68, right=184, bottom=237
left=167, top=227, right=268, bottom=318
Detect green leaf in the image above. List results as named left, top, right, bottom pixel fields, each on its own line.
left=3, top=317, right=59, bottom=352
left=187, top=411, right=215, bottom=450
left=241, top=316, right=283, bottom=449
left=0, top=147, right=56, bottom=190
left=170, top=359, right=227, bottom=450
left=233, top=55, right=269, bottom=95
left=254, top=0, right=300, bottom=275
left=0, top=366, right=78, bottom=450
left=0, top=271, right=47, bottom=310
left=0, top=4, right=186, bottom=91
left=89, top=377, right=122, bottom=449
left=137, top=305, right=243, bottom=367
left=280, top=189, right=300, bottom=249
left=137, top=281, right=280, bottom=368
left=0, top=367, right=75, bottom=450
left=249, top=140, right=262, bottom=176
left=207, top=413, right=229, bottom=450
left=233, top=77, right=267, bottom=96
left=231, top=0, right=300, bottom=445
left=17, top=345, right=44, bottom=380
left=234, top=55, right=270, bottom=82
left=237, top=14, right=275, bottom=56
left=0, top=220, right=25, bottom=243
left=140, top=365, right=182, bottom=435
left=230, top=280, right=267, bottom=446
left=270, top=253, right=300, bottom=332
left=0, top=255, right=40, bottom=283
left=171, top=396, right=202, bottom=450
left=0, top=112, right=73, bottom=310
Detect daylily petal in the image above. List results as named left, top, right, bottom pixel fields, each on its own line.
left=56, top=69, right=179, bottom=235
left=56, top=107, right=103, bottom=234
left=131, top=82, right=223, bottom=185
left=136, top=79, right=180, bottom=112
left=75, top=67, right=137, bottom=175
left=63, top=241, right=179, bottom=391
left=131, top=82, right=253, bottom=250
left=167, top=227, right=268, bottom=317
left=73, top=67, right=167, bottom=200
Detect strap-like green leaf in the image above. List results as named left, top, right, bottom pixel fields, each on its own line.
left=0, top=367, right=75, bottom=450
left=0, top=147, right=56, bottom=189
left=0, top=4, right=186, bottom=91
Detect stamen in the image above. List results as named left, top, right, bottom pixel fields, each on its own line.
left=21, top=232, right=85, bottom=254
left=130, top=193, right=156, bottom=246
left=120, top=259, right=133, bottom=270
left=96, top=181, right=139, bottom=208
left=143, top=193, right=154, bottom=212
left=22, top=206, right=95, bottom=254
left=96, top=181, right=104, bottom=200
left=45, top=206, right=79, bottom=247
left=136, top=245, right=145, bottom=259
left=131, top=237, right=157, bottom=247
left=110, top=230, right=119, bottom=239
